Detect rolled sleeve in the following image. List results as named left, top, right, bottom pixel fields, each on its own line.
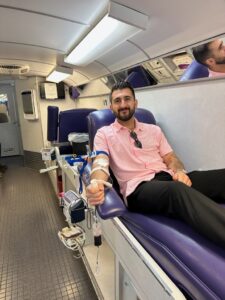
left=159, top=129, right=173, bottom=157
left=94, top=129, right=109, bottom=155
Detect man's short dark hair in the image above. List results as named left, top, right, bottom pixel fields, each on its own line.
left=192, top=42, right=213, bottom=66
left=109, top=81, right=135, bottom=103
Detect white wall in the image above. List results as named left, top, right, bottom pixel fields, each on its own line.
left=136, top=79, right=225, bottom=171
left=15, top=77, right=44, bottom=152
left=80, top=79, right=110, bottom=97
left=38, top=84, right=77, bottom=147
left=39, top=79, right=109, bottom=147
left=15, top=77, right=109, bottom=150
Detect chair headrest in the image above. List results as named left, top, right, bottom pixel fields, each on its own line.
left=47, top=106, right=96, bottom=142
left=179, top=60, right=209, bottom=81
left=59, top=108, right=96, bottom=142
left=87, top=108, right=156, bottom=150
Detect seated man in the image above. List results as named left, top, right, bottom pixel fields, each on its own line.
left=192, top=39, right=225, bottom=77
left=86, top=81, right=225, bottom=248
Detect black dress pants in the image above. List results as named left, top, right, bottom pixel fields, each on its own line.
left=127, top=169, right=225, bottom=247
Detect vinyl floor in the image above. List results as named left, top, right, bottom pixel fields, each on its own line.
left=0, top=157, right=97, bottom=300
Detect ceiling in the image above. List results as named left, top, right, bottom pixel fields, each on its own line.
left=1, top=0, right=225, bottom=85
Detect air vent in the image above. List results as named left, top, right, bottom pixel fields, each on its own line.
left=0, top=64, right=30, bottom=75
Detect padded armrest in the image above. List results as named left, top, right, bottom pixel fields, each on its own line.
left=84, top=164, right=127, bottom=219
left=97, top=188, right=127, bottom=219
left=83, top=163, right=127, bottom=220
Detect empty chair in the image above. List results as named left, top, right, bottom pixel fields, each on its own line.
left=179, top=60, right=209, bottom=81
left=47, top=106, right=96, bottom=154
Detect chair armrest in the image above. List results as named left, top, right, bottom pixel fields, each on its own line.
left=97, top=188, right=127, bottom=219
left=84, top=163, right=127, bottom=219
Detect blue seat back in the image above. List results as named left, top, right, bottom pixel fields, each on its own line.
left=47, top=106, right=96, bottom=143
left=180, top=60, right=209, bottom=81
left=47, top=106, right=96, bottom=154
left=47, top=106, right=59, bottom=141
left=58, top=108, right=96, bottom=142
left=87, top=108, right=156, bottom=150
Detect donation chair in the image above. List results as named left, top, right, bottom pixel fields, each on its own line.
left=179, top=60, right=209, bottom=81
left=87, top=108, right=225, bottom=300
left=47, top=106, right=96, bottom=154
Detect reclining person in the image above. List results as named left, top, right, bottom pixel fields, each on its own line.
left=192, top=39, right=225, bottom=77
left=86, top=81, right=225, bottom=247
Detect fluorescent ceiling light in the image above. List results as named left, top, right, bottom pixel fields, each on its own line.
left=46, top=66, right=73, bottom=83
left=65, top=2, right=148, bottom=66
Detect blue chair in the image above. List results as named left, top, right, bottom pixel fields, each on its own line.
left=125, top=66, right=157, bottom=88
left=47, top=106, right=96, bottom=154
left=179, top=60, right=209, bottom=81
left=87, top=108, right=225, bottom=300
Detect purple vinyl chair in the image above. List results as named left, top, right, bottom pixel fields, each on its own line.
left=179, top=60, right=209, bottom=81
left=47, top=106, right=96, bottom=154
left=87, top=108, right=225, bottom=300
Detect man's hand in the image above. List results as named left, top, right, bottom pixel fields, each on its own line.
left=86, top=182, right=105, bottom=206
left=172, top=171, right=192, bottom=186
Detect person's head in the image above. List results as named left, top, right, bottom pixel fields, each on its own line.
left=109, top=81, right=137, bottom=122
left=192, top=39, right=225, bottom=69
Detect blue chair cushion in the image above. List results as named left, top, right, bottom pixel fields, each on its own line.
left=59, top=108, right=96, bottom=142
left=179, top=60, right=209, bottom=81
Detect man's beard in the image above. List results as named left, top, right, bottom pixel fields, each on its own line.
left=114, top=107, right=135, bottom=121
left=215, top=57, right=225, bottom=65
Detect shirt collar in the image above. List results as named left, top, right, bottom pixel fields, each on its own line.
left=112, top=118, right=144, bottom=132
left=208, top=69, right=225, bottom=77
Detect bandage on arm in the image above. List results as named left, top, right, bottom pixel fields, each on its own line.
left=90, top=179, right=112, bottom=188
left=90, top=154, right=110, bottom=188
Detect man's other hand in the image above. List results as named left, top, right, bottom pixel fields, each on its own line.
left=86, top=182, right=105, bottom=206
left=173, top=171, right=192, bottom=187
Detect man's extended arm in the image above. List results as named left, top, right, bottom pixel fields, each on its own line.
left=86, top=154, right=110, bottom=205
left=163, top=151, right=192, bottom=186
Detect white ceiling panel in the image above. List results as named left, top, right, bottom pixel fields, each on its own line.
left=64, top=71, right=90, bottom=86
left=0, top=42, right=58, bottom=64
left=116, top=0, right=225, bottom=25
left=97, top=41, right=149, bottom=72
left=127, top=0, right=225, bottom=58
left=0, top=0, right=225, bottom=85
left=0, top=59, right=52, bottom=76
left=75, top=62, right=110, bottom=81
left=0, top=0, right=108, bottom=24
left=0, top=7, right=86, bottom=52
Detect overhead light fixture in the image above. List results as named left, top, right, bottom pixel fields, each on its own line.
left=46, top=66, right=73, bottom=83
left=64, top=2, right=148, bottom=66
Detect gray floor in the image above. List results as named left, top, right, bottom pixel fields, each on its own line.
left=0, top=157, right=97, bottom=300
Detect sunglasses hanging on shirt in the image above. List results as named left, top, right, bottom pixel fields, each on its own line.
left=130, top=131, right=142, bottom=148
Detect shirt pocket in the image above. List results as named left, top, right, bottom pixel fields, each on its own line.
left=135, top=144, right=162, bottom=164
left=142, top=142, right=159, bottom=152
left=108, top=136, right=121, bottom=152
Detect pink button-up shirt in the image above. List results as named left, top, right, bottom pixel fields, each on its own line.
left=94, top=119, right=173, bottom=203
left=208, top=69, right=225, bottom=78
